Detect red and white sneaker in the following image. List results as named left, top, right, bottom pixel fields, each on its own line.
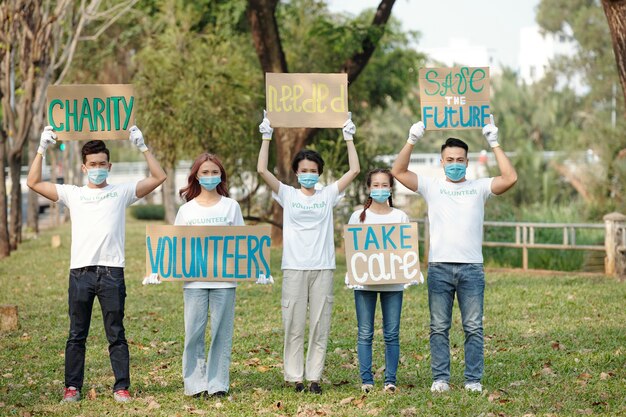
left=61, top=386, right=81, bottom=402
left=113, top=389, right=131, bottom=403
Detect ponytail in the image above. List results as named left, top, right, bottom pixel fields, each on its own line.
left=359, top=197, right=373, bottom=223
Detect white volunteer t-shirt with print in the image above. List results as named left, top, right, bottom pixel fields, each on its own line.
left=174, top=197, right=244, bottom=289
left=55, top=182, right=139, bottom=269
left=418, top=176, right=493, bottom=263
left=273, top=182, right=342, bottom=270
left=347, top=207, right=410, bottom=292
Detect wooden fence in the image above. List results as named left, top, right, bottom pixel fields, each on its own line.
left=413, top=215, right=626, bottom=276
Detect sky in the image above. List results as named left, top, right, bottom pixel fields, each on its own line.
left=326, top=0, right=541, bottom=70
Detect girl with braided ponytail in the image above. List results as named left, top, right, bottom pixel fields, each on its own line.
left=347, top=169, right=411, bottom=394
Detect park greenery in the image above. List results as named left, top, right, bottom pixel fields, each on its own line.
left=0, top=218, right=625, bottom=416
left=1, top=0, right=625, bottom=257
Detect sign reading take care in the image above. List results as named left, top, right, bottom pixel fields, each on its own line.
left=343, top=223, right=421, bottom=286
left=145, top=225, right=271, bottom=282
left=265, top=73, right=348, bottom=128
left=419, top=67, right=490, bottom=130
left=46, top=84, right=136, bottom=140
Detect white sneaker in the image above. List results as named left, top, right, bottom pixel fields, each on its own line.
left=361, top=384, right=374, bottom=393
left=430, top=380, right=450, bottom=393
left=465, top=382, right=482, bottom=392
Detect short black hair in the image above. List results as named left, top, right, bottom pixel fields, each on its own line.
left=291, top=149, right=324, bottom=174
left=441, top=137, right=469, bottom=155
left=82, top=140, right=110, bottom=163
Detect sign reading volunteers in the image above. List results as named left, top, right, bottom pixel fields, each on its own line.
left=419, top=67, right=490, bottom=130
left=46, top=84, right=136, bottom=140
left=265, top=73, right=348, bottom=128
left=145, top=225, right=271, bottom=282
left=343, top=223, right=421, bottom=286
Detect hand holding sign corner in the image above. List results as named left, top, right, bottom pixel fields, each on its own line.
left=482, top=113, right=499, bottom=148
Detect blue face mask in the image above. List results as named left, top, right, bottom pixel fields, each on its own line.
left=87, top=168, right=108, bottom=185
left=298, top=173, right=319, bottom=189
left=370, top=188, right=391, bottom=203
left=444, top=163, right=466, bottom=182
left=198, top=175, right=221, bottom=191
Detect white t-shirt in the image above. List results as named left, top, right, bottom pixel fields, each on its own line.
left=347, top=207, right=411, bottom=292
left=174, top=197, right=244, bottom=289
left=273, top=182, right=342, bottom=270
left=417, top=176, right=493, bottom=263
left=56, top=182, right=139, bottom=269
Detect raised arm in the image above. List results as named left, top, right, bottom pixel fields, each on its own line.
left=27, top=126, right=59, bottom=202
left=130, top=126, right=167, bottom=199
left=482, top=114, right=517, bottom=195
left=256, top=111, right=281, bottom=194
left=390, top=122, right=424, bottom=192
left=336, top=114, right=360, bottom=193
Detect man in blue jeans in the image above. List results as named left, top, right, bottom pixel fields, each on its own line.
left=27, top=126, right=166, bottom=403
left=391, top=115, right=517, bottom=393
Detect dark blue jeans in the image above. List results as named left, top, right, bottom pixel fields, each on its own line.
left=427, top=262, right=485, bottom=384
left=65, top=266, right=129, bottom=391
left=354, top=290, right=403, bottom=385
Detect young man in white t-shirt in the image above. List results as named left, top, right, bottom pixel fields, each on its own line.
left=27, top=126, right=166, bottom=403
left=391, top=115, right=517, bottom=394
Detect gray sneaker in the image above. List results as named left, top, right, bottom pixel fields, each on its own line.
left=61, top=387, right=80, bottom=402
left=113, top=389, right=131, bottom=403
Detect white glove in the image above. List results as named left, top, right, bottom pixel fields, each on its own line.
left=259, top=110, right=273, bottom=140
left=482, top=114, right=499, bottom=148
left=142, top=273, right=161, bottom=285
left=342, top=112, right=356, bottom=141
left=407, top=121, right=425, bottom=145
left=129, top=125, right=148, bottom=152
left=38, top=126, right=57, bottom=155
left=255, top=274, right=274, bottom=285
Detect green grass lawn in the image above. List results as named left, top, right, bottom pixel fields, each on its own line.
left=1, top=217, right=625, bottom=416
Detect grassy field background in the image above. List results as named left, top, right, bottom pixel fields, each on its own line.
left=1, top=217, right=625, bottom=416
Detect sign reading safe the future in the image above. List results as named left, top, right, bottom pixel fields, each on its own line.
left=344, top=223, right=421, bottom=286
left=265, top=73, right=348, bottom=128
left=419, top=67, right=490, bottom=130
left=46, top=84, right=136, bottom=140
left=146, top=225, right=271, bottom=282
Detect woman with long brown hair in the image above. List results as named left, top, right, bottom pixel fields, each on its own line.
left=175, top=153, right=244, bottom=398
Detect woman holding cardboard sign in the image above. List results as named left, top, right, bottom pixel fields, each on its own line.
left=175, top=153, right=244, bottom=398
left=346, top=169, right=421, bottom=394
left=257, top=111, right=360, bottom=394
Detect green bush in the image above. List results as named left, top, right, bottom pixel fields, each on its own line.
left=130, top=204, right=165, bottom=220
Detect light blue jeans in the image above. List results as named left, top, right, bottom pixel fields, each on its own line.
left=354, top=290, right=403, bottom=385
left=182, top=288, right=236, bottom=396
left=427, top=262, right=485, bottom=384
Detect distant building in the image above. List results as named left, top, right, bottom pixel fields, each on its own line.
left=424, top=37, right=500, bottom=75
left=518, top=25, right=579, bottom=88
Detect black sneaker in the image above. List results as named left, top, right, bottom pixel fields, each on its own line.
left=309, top=382, right=322, bottom=394
left=192, top=391, right=208, bottom=398
left=294, top=382, right=305, bottom=392
left=211, top=391, right=227, bottom=398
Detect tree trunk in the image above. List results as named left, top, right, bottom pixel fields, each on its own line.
left=26, top=129, right=39, bottom=233
left=0, top=135, right=10, bottom=259
left=603, top=0, right=626, bottom=114
left=8, top=152, right=23, bottom=250
left=162, top=165, right=177, bottom=225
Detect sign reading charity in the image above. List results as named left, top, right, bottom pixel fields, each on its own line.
left=145, top=225, right=271, bottom=282
left=419, top=67, right=490, bottom=130
left=344, top=223, right=420, bottom=286
left=46, top=84, right=136, bottom=140
left=265, top=73, right=348, bottom=128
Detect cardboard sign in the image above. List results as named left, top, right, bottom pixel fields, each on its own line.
left=344, top=223, right=420, bottom=286
left=46, top=84, right=136, bottom=140
left=419, top=67, right=490, bottom=130
left=145, top=225, right=271, bottom=282
left=265, top=73, right=348, bottom=128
